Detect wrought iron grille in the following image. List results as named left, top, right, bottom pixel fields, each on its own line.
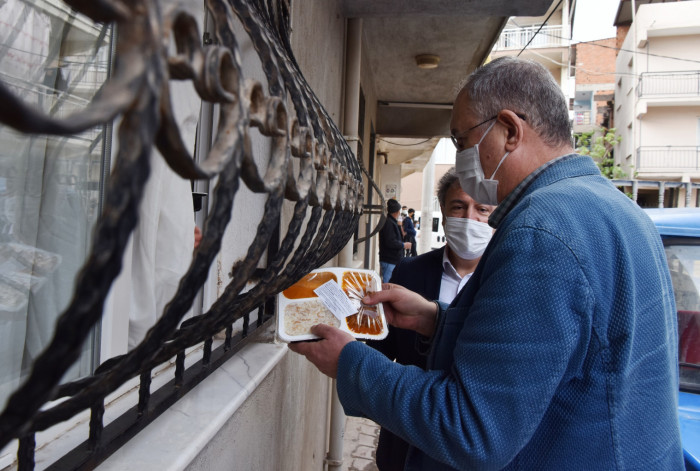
left=0, top=0, right=381, bottom=468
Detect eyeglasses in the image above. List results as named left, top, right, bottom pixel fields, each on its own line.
left=450, top=113, right=527, bottom=149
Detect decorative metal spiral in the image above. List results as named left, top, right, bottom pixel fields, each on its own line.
left=0, top=0, right=370, bottom=450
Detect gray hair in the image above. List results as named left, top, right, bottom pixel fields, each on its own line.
left=437, top=167, right=460, bottom=207
left=457, top=57, right=571, bottom=147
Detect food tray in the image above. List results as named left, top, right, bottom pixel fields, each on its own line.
left=277, top=268, right=388, bottom=342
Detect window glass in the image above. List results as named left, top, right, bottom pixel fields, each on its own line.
left=0, top=0, right=112, bottom=408
left=665, top=244, right=700, bottom=390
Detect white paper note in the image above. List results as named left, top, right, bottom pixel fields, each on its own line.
left=314, top=280, right=357, bottom=320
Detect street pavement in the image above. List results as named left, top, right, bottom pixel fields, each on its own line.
left=341, top=416, right=380, bottom=471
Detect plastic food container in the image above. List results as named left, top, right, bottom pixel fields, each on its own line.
left=277, top=268, right=388, bottom=342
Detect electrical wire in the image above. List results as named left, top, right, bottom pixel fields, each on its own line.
left=378, top=138, right=435, bottom=147
left=517, top=0, right=564, bottom=57
left=520, top=28, right=700, bottom=66
left=525, top=48, right=639, bottom=78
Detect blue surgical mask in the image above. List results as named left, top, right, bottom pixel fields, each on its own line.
left=454, top=121, right=510, bottom=206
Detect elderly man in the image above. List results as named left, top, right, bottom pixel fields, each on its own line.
left=367, top=168, right=495, bottom=471
left=290, top=57, right=683, bottom=470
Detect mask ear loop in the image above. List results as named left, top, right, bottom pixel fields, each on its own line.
left=476, top=120, right=497, bottom=146
left=489, top=151, right=511, bottom=180
left=481, top=117, right=512, bottom=180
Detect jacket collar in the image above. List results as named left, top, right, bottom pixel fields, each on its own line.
left=489, top=154, right=599, bottom=229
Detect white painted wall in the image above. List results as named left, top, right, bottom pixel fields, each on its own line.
left=640, top=107, right=700, bottom=147
left=380, top=164, right=402, bottom=202
left=614, top=1, right=700, bottom=181
left=186, top=351, right=332, bottom=471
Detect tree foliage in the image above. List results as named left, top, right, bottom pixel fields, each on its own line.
left=575, top=128, right=626, bottom=179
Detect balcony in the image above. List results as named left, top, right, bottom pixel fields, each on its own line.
left=637, top=146, right=700, bottom=172
left=492, top=25, right=568, bottom=51
left=638, top=71, right=700, bottom=98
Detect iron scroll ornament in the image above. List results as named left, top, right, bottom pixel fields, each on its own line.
left=0, top=0, right=372, bottom=453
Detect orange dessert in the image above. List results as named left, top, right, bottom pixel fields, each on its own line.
left=345, top=307, right=383, bottom=335
left=341, top=271, right=374, bottom=296
left=342, top=271, right=384, bottom=335
left=282, top=271, right=337, bottom=299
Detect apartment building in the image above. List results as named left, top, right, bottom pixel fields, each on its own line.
left=571, top=38, right=617, bottom=133
left=613, top=0, right=700, bottom=207
left=490, top=0, right=574, bottom=108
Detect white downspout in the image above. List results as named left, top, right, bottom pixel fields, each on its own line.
left=419, top=150, right=436, bottom=256
left=338, top=18, right=363, bottom=270
left=327, top=16, right=363, bottom=471
left=325, top=380, right=346, bottom=471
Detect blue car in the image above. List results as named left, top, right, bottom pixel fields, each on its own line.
left=646, top=208, right=700, bottom=470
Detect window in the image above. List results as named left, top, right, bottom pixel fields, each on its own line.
left=0, top=0, right=113, bottom=409
left=665, top=243, right=700, bottom=391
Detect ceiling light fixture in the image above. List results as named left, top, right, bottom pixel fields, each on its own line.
left=415, top=54, right=440, bottom=69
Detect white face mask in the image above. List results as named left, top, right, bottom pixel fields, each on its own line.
left=443, top=216, right=493, bottom=260
left=454, top=121, right=510, bottom=206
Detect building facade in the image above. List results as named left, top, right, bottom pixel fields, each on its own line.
left=571, top=38, right=617, bottom=133
left=491, top=0, right=574, bottom=108
left=613, top=0, right=700, bottom=207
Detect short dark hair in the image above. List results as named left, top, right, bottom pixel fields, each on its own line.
left=387, top=199, right=401, bottom=214
left=437, top=167, right=460, bottom=207
left=407, top=208, right=415, bottom=215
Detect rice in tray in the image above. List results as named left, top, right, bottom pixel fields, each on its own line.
left=284, top=299, right=340, bottom=336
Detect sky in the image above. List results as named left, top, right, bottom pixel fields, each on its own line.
left=571, top=0, right=619, bottom=43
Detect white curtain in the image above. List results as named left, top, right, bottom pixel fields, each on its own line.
left=0, top=0, right=110, bottom=408
left=127, top=150, right=196, bottom=349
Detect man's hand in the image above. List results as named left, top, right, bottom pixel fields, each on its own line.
left=363, top=284, right=438, bottom=337
left=287, top=324, right=355, bottom=378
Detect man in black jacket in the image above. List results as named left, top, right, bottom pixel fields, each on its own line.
left=368, top=169, right=495, bottom=471
left=379, top=199, right=411, bottom=283
left=402, top=208, right=418, bottom=257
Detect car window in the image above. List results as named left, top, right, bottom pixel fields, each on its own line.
left=665, top=244, right=700, bottom=391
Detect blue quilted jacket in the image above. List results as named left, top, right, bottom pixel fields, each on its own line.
left=337, top=155, right=684, bottom=470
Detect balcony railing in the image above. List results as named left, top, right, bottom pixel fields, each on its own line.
left=638, top=71, right=700, bottom=97
left=637, top=146, right=700, bottom=171
left=492, top=25, right=568, bottom=51
left=574, top=110, right=592, bottom=125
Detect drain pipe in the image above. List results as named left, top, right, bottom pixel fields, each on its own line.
left=338, top=17, right=362, bottom=270
left=326, top=16, right=363, bottom=471
left=325, top=379, right=346, bottom=471
left=418, top=148, right=436, bottom=255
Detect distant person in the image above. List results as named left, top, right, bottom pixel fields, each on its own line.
left=402, top=208, right=417, bottom=257
left=194, top=225, right=202, bottom=249
left=367, top=168, right=495, bottom=471
left=379, top=199, right=411, bottom=283
left=290, top=57, right=683, bottom=469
